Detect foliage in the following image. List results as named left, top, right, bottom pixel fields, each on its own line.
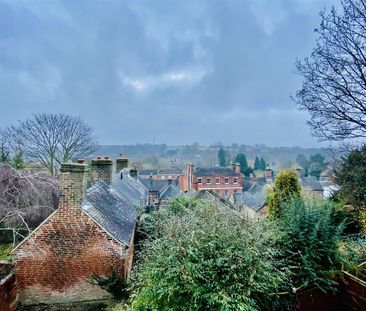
left=235, top=153, right=254, bottom=176
left=0, top=244, right=12, bottom=261
left=1, top=113, right=97, bottom=177
left=92, top=271, right=129, bottom=300
left=254, top=157, right=266, bottom=171
left=0, top=164, right=59, bottom=245
left=131, top=201, right=291, bottom=311
left=277, top=198, right=347, bottom=292
left=335, top=144, right=366, bottom=233
left=294, top=0, right=366, bottom=141
left=254, top=156, right=260, bottom=170
left=0, top=143, right=10, bottom=164
left=268, top=169, right=302, bottom=218
left=259, top=157, right=266, bottom=171
left=217, top=147, right=226, bottom=167
left=307, top=154, right=327, bottom=179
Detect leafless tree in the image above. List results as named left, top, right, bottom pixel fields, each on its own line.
left=1, top=113, right=97, bottom=177
left=294, top=0, right=366, bottom=142
left=0, top=164, right=59, bottom=247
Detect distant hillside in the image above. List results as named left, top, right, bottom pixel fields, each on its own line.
left=93, top=144, right=331, bottom=170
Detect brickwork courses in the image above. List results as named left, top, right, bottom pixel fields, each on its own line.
left=12, top=161, right=133, bottom=305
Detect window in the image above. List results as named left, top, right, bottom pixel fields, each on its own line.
left=206, top=178, right=211, bottom=184
left=225, top=177, right=229, bottom=184
left=216, top=178, right=220, bottom=184
left=233, top=177, right=238, bottom=184
left=197, top=177, right=202, bottom=184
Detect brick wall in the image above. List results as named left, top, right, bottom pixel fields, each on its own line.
left=13, top=208, right=126, bottom=305
left=91, top=158, right=113, bottom=185
left=12, top=162, right=131, bottom=305
left=193, top=174, right=243, bottom=197
left=0, top=262, right=17, bottom=311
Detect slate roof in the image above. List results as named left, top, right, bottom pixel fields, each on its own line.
left=140, top=178, right=169, bottom=193
left=158, top=168, right=183, bottom=175
left=82, top=181, right=137, bottom=246
left=160, top=184, right=180, bottom=200
left=194, top=167, right=238, bottom=176
left=139, top=169, right=158, bottom=176
left=112, top=171, right=149, bottom=206
left=234, top=180, right=267, bottom=211
left=300, top=176, right=323, bottom=191
left=193, top=190, right=233, bottom=208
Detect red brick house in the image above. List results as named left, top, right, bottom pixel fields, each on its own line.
left=12, top=158, right=137, bottom=305
left=186, top=164, right=243, bottom=198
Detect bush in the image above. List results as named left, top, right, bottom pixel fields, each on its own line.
left=131, top=202, right=291, bottom=311
left=268, top=169, right=302, bottom=218
left=277, top=198, right=346, bottom=292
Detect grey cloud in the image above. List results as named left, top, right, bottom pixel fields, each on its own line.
left=0, top=0, right=337, bottom=146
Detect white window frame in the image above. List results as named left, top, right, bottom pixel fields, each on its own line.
left=233, top=177, right=238, bottom=184
left=224, top=177, right=230, bottom=184
left=206, top=178, right=211, bottom=184
left=197, top=177, right=202, bottom=184
left=216, top=178, right=220, bottom=184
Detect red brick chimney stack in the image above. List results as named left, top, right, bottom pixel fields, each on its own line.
left=187, top=163, right=194, bottom=191
left=91, top=156, right=113, bottom=185
left=116, top=155, right=129, bottom=173
left=59, top=161, right=89, bottom=213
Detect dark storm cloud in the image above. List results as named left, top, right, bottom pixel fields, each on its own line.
left=0, top=0, right=337, bottom=146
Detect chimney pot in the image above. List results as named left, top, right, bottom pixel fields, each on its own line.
left=76, top=159, right=85, bottom=164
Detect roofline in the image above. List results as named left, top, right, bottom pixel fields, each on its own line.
left=81, top=208, right=131, bottom=248
left=11, top=209, right=59, bottom=254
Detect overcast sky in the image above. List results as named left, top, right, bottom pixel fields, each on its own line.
left=0, top=0, right=338, bottom=147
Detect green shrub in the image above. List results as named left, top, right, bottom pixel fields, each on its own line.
left=131, top=202, right=291, bottom=311
left=268, top=169, right=302, bottom=218
left=277, top=198, right=346, bottom=292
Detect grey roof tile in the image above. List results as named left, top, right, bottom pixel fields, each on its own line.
left=112, top=172, right=148, bottom=206
left=82, top=181, right=137, bottom=247
left=300, top=176, right=323, bottom=191
left=194, top=167, right=238, bottom=176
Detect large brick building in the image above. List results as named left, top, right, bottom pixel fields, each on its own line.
left=186, top=163, right=243, bottom=198
left=12, top=158, right=137, bottom=305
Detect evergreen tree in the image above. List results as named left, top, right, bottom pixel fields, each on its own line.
left=335, top=145, right=366, bottom=233
left=235, top=153, right=248, bottom=170
left=268, top=169, right=302, bottom=218
left=218, top=148, right=226, bottom=167
left=260, top=157, right=266, bottom=170
left=308, top=154, right=327, bottom=179
left=254, top=156, right=260, bottom=170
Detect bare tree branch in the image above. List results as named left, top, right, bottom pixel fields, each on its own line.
left=293, top=0, right=366, bottom=142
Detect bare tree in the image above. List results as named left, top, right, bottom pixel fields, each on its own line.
left=1, top=113, right=97, bottom=177
left=0, top=164, right=59, bottom=246
left=294, top=0, right=366, bottom=142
